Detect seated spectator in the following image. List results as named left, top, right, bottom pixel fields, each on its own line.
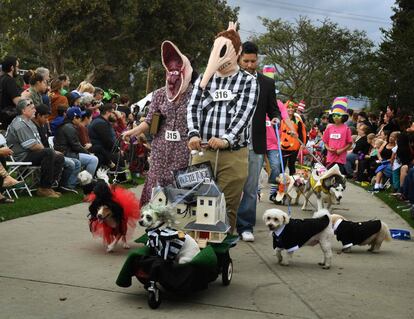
left=117, top=95, right=131, bottom=119
left=49, top=78, right=68, bottom=121
left=6, top=99, right=64, bottom=197
left=32, top=104, right=80, bottom=193
left=21, top=71, right=48, bottom=108
left=370, top=131, right=399, bottom=191
left=88, top=103, right=120, bottom=169
left=54, top=107, right=98, bottom=177
left=58, top=74, right=70, bottom=96
left=345, top=124, right=371, bottom=177
left=0, top=56, right=22, bottom=129
left=66, top=91, right=81, bottom=108
left=357, top=111, right=373, bottom=133
left=50, top=105, right=68, bottom=136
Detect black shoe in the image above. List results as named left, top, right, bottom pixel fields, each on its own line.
left=58, top=186, right=79, bottom=194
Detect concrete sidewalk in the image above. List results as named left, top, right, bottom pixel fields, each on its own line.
left=0, top=183, right=413, bottom=319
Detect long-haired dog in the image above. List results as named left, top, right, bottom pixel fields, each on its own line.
left=272, top=173, right=307, bottom=206
left=87, top=180, right=140, bottom=252
left=331, top=214, right=392, bottom=253
left=139, top=203, right=200, bottom=264
left=78, top=168, right=109, bottom=196
left=301, top=164, right=346, bottom=211
left=263, top=208, right=334, bottom=269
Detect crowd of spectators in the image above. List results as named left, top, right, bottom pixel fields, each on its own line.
left=0, top=56, right=149, bottom=203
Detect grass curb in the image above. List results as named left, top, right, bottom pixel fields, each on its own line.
left=350, top=181, right=414, bottom=229
left=0, top=178, right=145, bottom=223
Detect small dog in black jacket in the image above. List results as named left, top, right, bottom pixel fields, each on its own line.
left=331, top=214, right=392, bottom=253
left=263, top=208, right=334, bottom=269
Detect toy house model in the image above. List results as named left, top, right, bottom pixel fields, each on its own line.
left=184, top=180, right=229, bottom=248
left=150, top=186, right=196, bottom=216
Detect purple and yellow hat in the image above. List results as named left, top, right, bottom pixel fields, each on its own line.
left=331, top=97, right=348, bottom=115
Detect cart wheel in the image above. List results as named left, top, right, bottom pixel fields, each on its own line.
left=148, top=289, right=161, bottom=309
left=222, top=258, right=233, bottom=286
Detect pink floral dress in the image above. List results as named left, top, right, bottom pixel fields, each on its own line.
left=140, top=86, right=192, bottom=205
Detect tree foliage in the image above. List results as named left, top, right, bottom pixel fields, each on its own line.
left=0, top=0, right=238, bottom=99
left=378, top=0, right=414, bottom=112
left=254, top=17, right=375, bottom=112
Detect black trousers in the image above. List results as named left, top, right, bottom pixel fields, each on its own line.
left=282, top=150, right=298, bottom=175
left=24, top=149, right=64, bottom=188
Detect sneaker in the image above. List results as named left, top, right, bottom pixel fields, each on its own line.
left=59, top=186, right=79, bottom=194
left=37, top=187, right=60, bottom=198
left=368, top=187, right=383, bottom=193
left=241, top=231, right=255, bottom=242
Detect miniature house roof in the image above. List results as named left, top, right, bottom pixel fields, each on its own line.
left=195, top=183, right=221, bottom=198
left=184, top=220, right=230, bottom=233
left=164, top=186, right=196, bottom=205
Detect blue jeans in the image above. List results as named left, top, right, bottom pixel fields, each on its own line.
left=237, top=150, right=264, bottom=234
left=61, top=157, right=81, bottom=189
left=267, top=150, right=281, bottom=183
left=345, top=152, right=358, bottom=176
left=79, top=153, right=99, bottom=176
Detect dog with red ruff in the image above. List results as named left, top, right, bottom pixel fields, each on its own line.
left=87, top=180, right=140, bottom=252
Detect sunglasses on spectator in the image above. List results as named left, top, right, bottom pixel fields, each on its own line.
left=332, top=113, right=343, bottom=118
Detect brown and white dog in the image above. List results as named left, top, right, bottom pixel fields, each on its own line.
left=263, top=208, right=334, bottom=269
left=331, top=214, right=392, bottom=253
left=88, top=180, right=140, bottom=252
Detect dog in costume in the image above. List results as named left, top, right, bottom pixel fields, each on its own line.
left=263, top=208, right=333, bottom=269
left=139, top=203, right=200, bottom=264
left=87, top=181, right=140, bottom=252
left=331, top=214, right=392, bottom=253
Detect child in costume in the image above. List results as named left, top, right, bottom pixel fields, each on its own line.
left=123, top=41, right=193, bottom=205
left=322, top=97, right=353, bottom=175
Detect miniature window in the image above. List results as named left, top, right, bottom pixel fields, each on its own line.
left=208, top=200, right=213, bottom=206
left=177, top=208, right=181, bottom=214
left=200, top=199, right=204, bottom=205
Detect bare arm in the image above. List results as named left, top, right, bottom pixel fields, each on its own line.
left=123, top=121, right=149, bottom=138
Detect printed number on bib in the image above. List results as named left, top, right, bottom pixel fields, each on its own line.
left=165, top=130, right=181, bottom=141
left=212, top=89, right=233, bottom=102
left=330, top=133, right=341, bottom=139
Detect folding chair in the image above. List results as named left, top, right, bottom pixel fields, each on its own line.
left=0, top=133, right=41, bottom=198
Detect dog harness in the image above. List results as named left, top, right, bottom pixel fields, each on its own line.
left=147, top=227, right=186, bottom=261
left=333, top=219, right=382, bottom=248
left=272, top=215, right=330, bottom=252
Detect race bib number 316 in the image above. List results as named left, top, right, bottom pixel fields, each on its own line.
left=212, top=89, right=233, bottom=102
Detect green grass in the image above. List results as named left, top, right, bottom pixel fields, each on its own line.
left=0, top=177, right=145, bottom=223
left=351, top=181, right=414, bottom=228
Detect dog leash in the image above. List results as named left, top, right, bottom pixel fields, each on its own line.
left=275, top=121, right=292, bottom=216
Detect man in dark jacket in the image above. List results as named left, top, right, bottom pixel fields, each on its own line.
left=88, top=103, right=119, bottom=168
left=237, top=42, right=281, bottom=242
left=54, top=107, right=98, bottom=177
left=32, top=104, right=80, bottom=192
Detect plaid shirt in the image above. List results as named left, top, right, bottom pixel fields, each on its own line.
left=187, top=69, right=258, bottom=149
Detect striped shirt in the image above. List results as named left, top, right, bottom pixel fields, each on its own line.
left=147, top=227, right=185, bottom=261
left=187, top=69, right=258, bottom=149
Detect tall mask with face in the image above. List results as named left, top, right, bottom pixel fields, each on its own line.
left=161, top=41, right=193, bottom=102
left=200, top=22, right=242, bottom=90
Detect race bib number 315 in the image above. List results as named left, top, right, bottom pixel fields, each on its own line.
left=165, top=130, right=181, bottom=141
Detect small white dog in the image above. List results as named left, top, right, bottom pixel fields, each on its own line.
left=263, top=208, right=334, bottom=269
left=139, top=204, right=200, bottom=264
left=331, top=214, right=392, bottom=253
left=302, top=164, right=346, bottom=211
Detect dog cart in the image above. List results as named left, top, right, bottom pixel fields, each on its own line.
left=116, top=149, right=237, bottom=309
left=116, top=233, right=237, bottom=309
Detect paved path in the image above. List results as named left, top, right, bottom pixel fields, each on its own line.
left=0, top=183, right=413, bottom=318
